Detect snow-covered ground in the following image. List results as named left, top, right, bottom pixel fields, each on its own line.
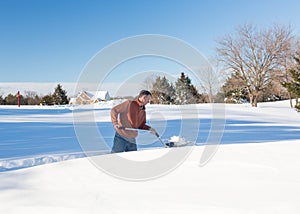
left=0, top=100, right=300, bottom=213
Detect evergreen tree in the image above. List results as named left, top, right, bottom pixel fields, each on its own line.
left=41, top=94, right=54, bottom=105
left=222, top=72, right=248, bottom=103
left=5, top=93, right=17, bottom=105
left=190, top=84, right=204, bottom=103
left=283, top=57, right=300, bottom=110
left=151, top=76, right=175, bottom=104
left=4, top=93, right=25, bottom=105
left=0, top=95, right=4, bottom=105
left=174, top=72, right=201, bottom=104
left=52, top=84, right=68, bottom=105
left=174, top=73, right=188, bottom=104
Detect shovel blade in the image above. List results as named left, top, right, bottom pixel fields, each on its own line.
left=165, top=142, right=175, bottom=147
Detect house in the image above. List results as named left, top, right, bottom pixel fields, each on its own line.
left=69, top=90, right=110, bottom=104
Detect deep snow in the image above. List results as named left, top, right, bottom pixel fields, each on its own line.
left=1, top=100, right=300, bottom=171
left=0, top=100, right=300, bottom=213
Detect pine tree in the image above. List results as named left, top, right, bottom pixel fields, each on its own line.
left=52, top=84, right=68, bottom=105
left=151, top=76, right=175, bottom=104
left=175, top=73, right=188, bottom=104
left=222, top=72, right=248, bottom=103
left=41, top=94, right=54, bottom=105
left=283, top=57, right=300, bottom=110
left=3, top=93, right=25, bottom=105
left=0, top=95, right=4, bottom=105
left=174, top=72, right=201, bottom=104
left=5, top=93, right=17, bottom=105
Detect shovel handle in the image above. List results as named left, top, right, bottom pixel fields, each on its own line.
left=125, top=128, right=160, bottom=137
left=123, top=127, right=168, bottom=147
left=123, top=127, right=152, bottom=132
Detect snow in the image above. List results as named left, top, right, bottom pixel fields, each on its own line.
left=169, top=136, right=190, bottom=146
left=0, top=100, right=300, bottom=213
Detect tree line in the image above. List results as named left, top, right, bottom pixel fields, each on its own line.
left=149, top=62, right=300, bottom=110
left=0, top=84, right=68, bottom=105
left=149, top=23, right=300, bottom=111
left=150, top=72, right=205, bottom=104
left=216, top=23, right=300, bottom=109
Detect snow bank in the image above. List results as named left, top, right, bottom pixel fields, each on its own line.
left=0, top=153, right=86, bottom=171
left=0, top=140, right=300, bottom=214
left=0, top=151, right=111, bottom=172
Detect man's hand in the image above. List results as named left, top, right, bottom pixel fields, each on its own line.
left=114, top=124, right=122, bottom=130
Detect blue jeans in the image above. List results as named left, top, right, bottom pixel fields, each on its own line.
left=111, top=132, right=137, bottom=153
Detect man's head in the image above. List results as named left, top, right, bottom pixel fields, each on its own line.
left=138, top=90, right=152, bottom=105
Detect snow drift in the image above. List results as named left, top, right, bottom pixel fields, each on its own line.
left=0, top=100, right=300, bottom=213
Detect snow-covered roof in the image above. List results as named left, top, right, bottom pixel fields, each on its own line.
left=85, top=91, right=110, bottom=100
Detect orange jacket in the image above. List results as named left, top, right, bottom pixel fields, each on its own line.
left=110, top=99, right=151, bottom=139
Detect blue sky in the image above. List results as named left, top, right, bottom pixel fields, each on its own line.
left=1, top=0, right=300, bottom=83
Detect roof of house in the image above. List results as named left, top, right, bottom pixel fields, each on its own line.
left=84, top=91, right=110, bottom=100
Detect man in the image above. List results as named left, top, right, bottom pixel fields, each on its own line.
left=110, top=90, right=156, bottom=153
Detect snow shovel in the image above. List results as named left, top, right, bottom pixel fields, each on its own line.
left=123, top=127, right=175, bottom=148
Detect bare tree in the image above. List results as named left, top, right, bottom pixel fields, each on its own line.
left=198, top=58, right=228, bottom=103
left=216, top=23, right=294, bottom=107
left=24, top=90, right=41, bottom=105
left=142, top=74, right=157, bottom=91
left=197, top=65, right=219, bottom=103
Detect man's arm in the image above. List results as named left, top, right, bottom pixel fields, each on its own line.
left=110, top=105, right=119, bottom=126
left=110, top=100, right=129, bottom=128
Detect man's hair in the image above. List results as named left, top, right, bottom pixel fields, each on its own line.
left=138, top=90, right=152, bottom=98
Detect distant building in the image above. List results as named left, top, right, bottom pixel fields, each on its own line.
left=69, top=91, right=110, bottom=104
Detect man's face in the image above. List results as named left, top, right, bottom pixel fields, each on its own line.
left=140, top=95, right=151, bottom=105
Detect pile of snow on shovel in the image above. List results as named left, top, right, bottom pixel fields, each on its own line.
left=169, top=136, right=190, bottom=147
